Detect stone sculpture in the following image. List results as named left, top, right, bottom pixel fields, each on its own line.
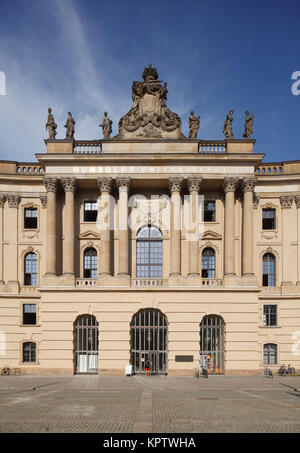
left=64, top=112, right=75, bottom=140
left=46, top=108, right=57, bottom=140
left=243, top=110, right=255, bottom=138
left=188, top=110, right=200, bottom=139
left=100, top=112, right=113, bottom=139
left=223, top=110, right=234, bottom=139
left=116, top=64, right=184, bottom=139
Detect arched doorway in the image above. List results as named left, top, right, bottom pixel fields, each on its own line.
left=130, top=309, right=168, bottom=375
left=200, top=315, right=225, bottom=374
left=74, top=315, right=99, bottom=374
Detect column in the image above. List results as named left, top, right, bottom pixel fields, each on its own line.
left=168, top=177, right=183, bottom=276
left=44, top=177, right=57, bottom=275
left=61, top=177, right=76, bottom=275
left=0, top=194, right=5, bottom=283
left=187, top=176, right=202, bottom=276
left=280, top=195, right=294, bottom=286
left=116, top=177, right=130, bottom=276
left=98, top=177, right=112, bottom=275
left=241, top=177, right=256, bottom=276
left=5, top=194, right=20, bottom=286
left=223, top=177, right=239, bottom=276
left=295, top=196, right=300, bottom=285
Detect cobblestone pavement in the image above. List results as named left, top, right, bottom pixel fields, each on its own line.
left=0, top=375, right=300, bottom=433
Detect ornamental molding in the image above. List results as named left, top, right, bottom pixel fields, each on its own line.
left=199, top=240, right=220, bottom=255
left=116, top=177, right=131, bottom=191
left=294, top=195, right=300, bottom=208
left=78, top=230, right=101, bottom=240
left=253, top=194, right=260, bottom=209
left=261, top=201, right=278, bottom=210
left=21, top=246, right=41, bottom=260
left=200, top=230, right=222, bottom=241
left=0, top=193, right=6, bottom=207
left=280, top=195, right=293, bottom=209
left=39, top=194, right=47, bottom=208
left=258, top=247, right=279, bottom=260
left=80, top=241, right=101, bottom=254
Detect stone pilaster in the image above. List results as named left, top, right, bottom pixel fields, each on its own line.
left=241, top=176, right=256, bottom=276
left=116, top=177, right=130, bottom=276
left=168, top=177, right=184, bottom=276
left=187, top=176, right=202, bottom=276
left=98, top=177, right=113, bottom=276
left=44, top=177, right=58, bottom=276
left=280, top=195, right=294, bottom=288
left=0, top=194, right=5, bottom=285
left=223, top=177, right=239, bottom=278
left=295, top=196, right=300, bottom=286
left=61, top=177, right=76, bottom=276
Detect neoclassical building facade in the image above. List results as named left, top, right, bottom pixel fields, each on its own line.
left=0, top=66, right=300, bottom=375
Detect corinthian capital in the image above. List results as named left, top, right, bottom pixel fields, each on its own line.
left=98, top=177, right=112, bottom=194
left=280, top=195, right=293, bottom=209
left=168, top=176, right=184, bottom=193
left=187, top=176, right=202, bottom=193
left=61, top=177, right=77, bottom=193
left=223, top=177, right=239, bottom=193
left=43, top=176, right=57, bottom=193
left=241, top=176, right=257, bottom=193
left=0, top=193, right=6, bottom=207
left=116, top=177, right=130, bottom=191
left=295, top=195, right=300, bottom=208
left=6, top=193, right=20, bottom=208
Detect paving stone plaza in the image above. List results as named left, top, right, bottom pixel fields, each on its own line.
left=0, top=375, right=300, bottom=433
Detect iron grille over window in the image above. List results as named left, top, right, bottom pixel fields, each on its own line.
left=74, top=315, right=99, bottom=374
left=24, top=253, right=38, bottom=286
left=23, top=304, right=36, bottom=325
left=204, top=201, right=216, bottom=222
left=24, top=208, right=38, bottom=229
left=263, top=305, right=277, bottom=326
left=84, top=201, right=98, bottom=222
left=23, top=342, right=36, bottom=363
left=263, top=343, right=277, bottom=365
left=262, top=208, right=276, bottom=230
left=136, top=226, right=162, bottom=278
left=262, top=253, right=276, bottom=287
left=200, top=315, right=225, bottom=374
left=201, top=247, right=215, bottom=278
left=84, top=248, right=97, bottom=278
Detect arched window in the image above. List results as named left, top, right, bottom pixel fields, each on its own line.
left=23, top=341, right=36, bottom=363
left=74, top=315, right=99, bottom=374
left=136, top=226, right=162, bottom=278
left=262, top=253, right=276, bottom=287
left=201, top=247, right=215, bottom=278
left=24, top=253, right=38, bottom=286
left=84, top=247, right=97, bottom=278
left=200, top=315, right=225, bottom=374
left=263, top=343, right=277, bottom=365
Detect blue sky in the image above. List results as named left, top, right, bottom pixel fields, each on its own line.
left=0, top=0, right=300, bottom=163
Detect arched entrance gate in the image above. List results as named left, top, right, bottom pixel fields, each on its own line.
left=130, top=309, right=168, bottom=374
left=74, top=315, right=99, bottom=374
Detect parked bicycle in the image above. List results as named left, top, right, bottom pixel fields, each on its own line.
left=1, top=366, right=11, bottom=376
left=278, top=364, right=296, bottom=376
left=193, top=367, right=200, bottom=378
left=264, top=367, right=273, bottom=378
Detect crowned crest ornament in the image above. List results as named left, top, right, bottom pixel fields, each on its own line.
left=116, top=65, right=184, bottom=140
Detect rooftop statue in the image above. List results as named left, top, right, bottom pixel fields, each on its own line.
left=116, top=64, right=184, bottom=139
left=223, top=110, right=234, bottom=139
left=188, top=110, right=200, bottom=139
left=46, top=108, right=57, bottom=140
left=243, top=110, right=255, bottom=138
left=64, top=112, right=75, bottom=140
left=100, top=112, right=113, bottom=139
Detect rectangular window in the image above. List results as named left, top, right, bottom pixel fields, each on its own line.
left=24, top=208, right=38, bottom=229
left=84, top=201, right=98, bottom=222
left=263, top=305, right=277, bottom=326
left=204, top=201, right=216, bottom=222
left=262, top=208, right=276, bottom=230
left=23, top=304, right=36, bottom=325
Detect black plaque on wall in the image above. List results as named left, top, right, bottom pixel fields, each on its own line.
left=175, top=355, right=194, bottom=362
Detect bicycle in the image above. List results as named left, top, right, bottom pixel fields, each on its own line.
left=1, top=366, right=11, bottom=376
left=201, top=368, right=208, bottom=379
left=193, top=367, right=200, bottom=378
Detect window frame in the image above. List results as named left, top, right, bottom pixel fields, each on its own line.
left=136, top=225, right=163, bottom=279
left=263, top=343, right=278, bottom=365
left=203, top=200, right=216, bottom=223
left=83, top=201, right=98, bottom=222
left=83, top=247, right=98, bottom=278
left=22, top=341, right=37, bottom=364
left=22, top=303, right=37, bottom=326
left=262, top=253, right=276, bottom=287
left=201, top=247, right=216, bottom=279
left=24, top=252, right=38, bottom=287
left=262, top=208, right=276, bottom=230
left=263, top=304, right=278, bottom=327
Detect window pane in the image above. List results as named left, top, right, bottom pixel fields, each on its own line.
left=24, top=208, right=38, bottom=229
